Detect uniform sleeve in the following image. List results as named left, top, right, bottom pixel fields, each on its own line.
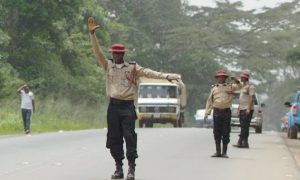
left=89, top=33, right=109, bottom=71
left=231, top=83, right=242, bottom=91
left=136, top=64, right=168, bottom=79
left=249, top=85, right=255, bottom=96
left=205, top=88, right=214, bottom=115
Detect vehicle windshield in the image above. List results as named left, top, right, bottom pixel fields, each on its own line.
left=139, top=85, right=177, bottom=98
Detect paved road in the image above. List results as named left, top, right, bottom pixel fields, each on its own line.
left=0, top=128, right=299, bottom=180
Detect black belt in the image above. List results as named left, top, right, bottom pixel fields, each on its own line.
left=110, top=98, right=134, bottom=105
left=213, top=107, right=231, bottom=111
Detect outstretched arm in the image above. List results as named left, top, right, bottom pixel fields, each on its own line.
left=88, top=17, right=108, bottom=70
left=136, top=65, right=181, bottom=81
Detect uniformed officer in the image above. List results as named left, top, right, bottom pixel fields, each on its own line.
left=88, top=17, right=180, bottom=180
left=204, top=70, right=241, bottom=158
left=233, top=71, right=255, bottom=148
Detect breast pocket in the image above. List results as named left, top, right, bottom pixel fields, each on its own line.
left=241, top=88, right=248, bottom=95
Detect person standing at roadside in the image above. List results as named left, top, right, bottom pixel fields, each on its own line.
left=233, top=71, right=255, bottom=148
left=88, top=17, right=181, bottom=180
left=17, top=85, right=35, bottom=134
left=204, top=70, right=241, bottom=158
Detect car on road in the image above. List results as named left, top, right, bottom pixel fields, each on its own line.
left=230, top=92, right=264, bottom=133
left=285, top=87, right=300, bottom=139
left=194, top=109, right=213, bottom=128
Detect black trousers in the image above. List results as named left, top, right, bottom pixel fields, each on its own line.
left=213, top=108, right=231, bottom=145
left=106, top=98, right=138, bottom=164
left=239, top=109, right=254, bottom=140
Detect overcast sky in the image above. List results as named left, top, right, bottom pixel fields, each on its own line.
left=188, top=0, right=293, bottom=10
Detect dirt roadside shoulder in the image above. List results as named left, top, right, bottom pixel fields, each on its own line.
left=281, top=132, right=300, bottom=169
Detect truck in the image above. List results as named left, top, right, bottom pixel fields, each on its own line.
left=136, top=76, right=187, bottom=128
left=285, top=87, right=300, bottom=139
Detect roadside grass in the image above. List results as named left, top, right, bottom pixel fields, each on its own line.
left=0, top=98, right=195, bottom=135
left=0, top=98, right=107, bottom=135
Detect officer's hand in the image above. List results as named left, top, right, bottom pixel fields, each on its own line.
left=204, top=114, right=208, bottom=123
left=166, top=74, right=181, bottom=82
left=88, top=17, right=100, bottom=34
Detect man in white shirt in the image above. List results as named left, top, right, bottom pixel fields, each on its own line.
left=17, top=85, right=35, bottom=134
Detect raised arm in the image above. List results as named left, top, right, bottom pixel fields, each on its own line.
left=88, top=17, right=108, bottom=70
left=17, top=85, right=26, bottom=94
left=230, top=76, right=241, bottom=91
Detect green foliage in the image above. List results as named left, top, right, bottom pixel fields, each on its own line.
left=287, top=43, right=300, bottom=67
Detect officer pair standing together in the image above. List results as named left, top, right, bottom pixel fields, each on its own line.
left=204, top=70, right=256, bottom=158
left=88, top=17, right=180, bottom=180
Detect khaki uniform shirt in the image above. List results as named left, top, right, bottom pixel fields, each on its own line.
left=205, top=83, right=242, bottom=115
left=239, top=82, right=255, bottom=110
left=103, top=60, right=168, bottom=100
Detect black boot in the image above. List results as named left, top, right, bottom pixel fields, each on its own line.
left=211, top=143, right=221, bottom=157
left=232, top=137, right=242, bottom=148
left=111, top=163, right=124, bottom=179
left=222, top=144, right=229, bottom=158
left=126, top=162, right=135, bottom=180
left=241, top=138, right=249, bottom=148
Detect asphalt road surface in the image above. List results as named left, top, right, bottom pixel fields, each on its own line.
left=0, top=128, right=299, bottom=180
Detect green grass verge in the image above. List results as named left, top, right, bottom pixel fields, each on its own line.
left=0, top=98, right=107, bottom=135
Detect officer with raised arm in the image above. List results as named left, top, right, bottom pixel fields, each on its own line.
left=88, top=17, right=180, bottom=180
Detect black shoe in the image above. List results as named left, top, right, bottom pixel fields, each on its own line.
left=240, top=144, right=249, bottom=148
left=111, top=165, right=124, bottom=179
left=221, top=154, right=229, bottom=158
left=241, top=140, right=250, bottom=148
left=111, top=172, right=124, bottom=179
left=232, top=144, right=242, bottom=148
left=211, top=152, right=222, bottom=158
left=212, top=143, right=222, bottom=158
left=126, top=164, right=135, bottom=180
